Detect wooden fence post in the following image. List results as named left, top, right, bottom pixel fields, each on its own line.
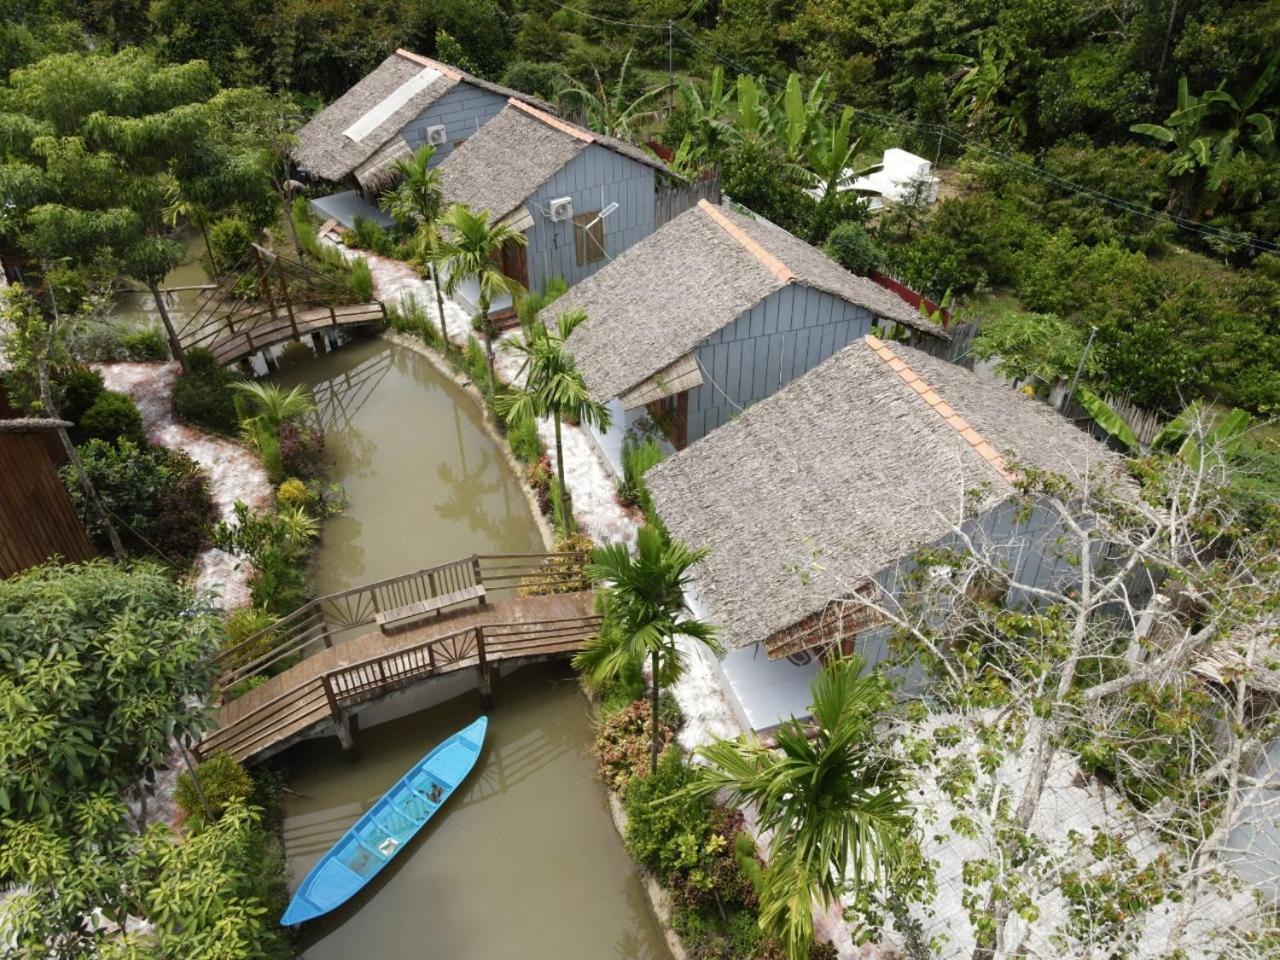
left=322, top=674, right=354, bottom=751
left=475, top=626, right=494, bottom=709
left=471, top=556, right=486, bottom=606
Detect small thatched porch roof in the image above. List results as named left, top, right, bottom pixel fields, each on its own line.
left=645, top=336, right=1127, bottom=654
left=293, top=50, right=551, bottom=183
left=552, top=201, right=946, bottom=407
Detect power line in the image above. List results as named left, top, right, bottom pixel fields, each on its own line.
left=670, top=23, right=1277, bottom=254
left=540, top=0, right=669, bottom=30
left=597, top=20, right=1270, bottom=254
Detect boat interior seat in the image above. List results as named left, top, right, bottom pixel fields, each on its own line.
left=425, top=742, right=474, bottom=787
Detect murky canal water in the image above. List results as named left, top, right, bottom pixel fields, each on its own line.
left=270, top=339, right=667, bottom=959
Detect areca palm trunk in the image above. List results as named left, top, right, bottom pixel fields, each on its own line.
left=651, top=648, right=662, bottom=773
left=430, top=263, right=451, bottom=351
left=479, top=300, right=497, bottom=395
left=553, top=411, right=572, bottom=534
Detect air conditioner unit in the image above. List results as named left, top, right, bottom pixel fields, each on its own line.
left=548, top=197, right=573, bottom=222
left=425, top=124, right=447, bottom=146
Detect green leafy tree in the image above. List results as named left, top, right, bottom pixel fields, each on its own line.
left=582, top=526, right=721, bottom=773
left=437, top=202, right=527, bottom=392
left=123, top=235, right=191, bottom=372
left=493, top=308, right=612, bottom=533
left=380, top=145, right=454, bottom=348
left=681, top=657, right=916, bottom=960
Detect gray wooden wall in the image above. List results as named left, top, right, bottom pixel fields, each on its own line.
left=525, top=143, right=656, bottom=292
left=402, top=83, right=509, bottom=165
left=687, top=285, right=878, bottom=443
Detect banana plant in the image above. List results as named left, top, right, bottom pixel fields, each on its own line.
left=679, top=65, right=733, bottom=155
left=778, top=72, right=830, bottom=162
left=1203, top=48, right=1280, bottom=187
left=1130, top=77, right=1228, bottom=178
left=667, top=133, right=707, bottom=178
left=727, top=74, right=773, bottom=144
left=1081, top=390, right=1252, bottom=467
left=798, top=106, right=873, bottom=197
left=560, top=48, right=670, bottom=140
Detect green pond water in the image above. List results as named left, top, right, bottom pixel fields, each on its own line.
left=269, top=339, right=667, bottom=959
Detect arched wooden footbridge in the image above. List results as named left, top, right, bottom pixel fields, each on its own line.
left=177, top=244, right=387, bottom=367
left=200, top=553, right=599, bottom=764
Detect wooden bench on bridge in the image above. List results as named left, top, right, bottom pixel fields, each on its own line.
left=201, top=553, right=596, bottom=764
left=376, top=583, right=486, bottom=632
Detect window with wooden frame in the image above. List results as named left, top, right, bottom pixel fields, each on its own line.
left=646, top=391, right=688, bottom=450
left=573, top=210, right=606, bottom=266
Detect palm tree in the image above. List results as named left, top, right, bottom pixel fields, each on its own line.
left=493, top=308, right=612, bottom=533
left=560, top=48, right=669, bottom=140
left=379, top=145, right=455, bottom=349
left=437, top=203, right=527, bottom=393
left=231, top=381, right=314, bottom=447
left=682, top=656, right=914, bottom=960
left=582, top=526, right=721, bottom=773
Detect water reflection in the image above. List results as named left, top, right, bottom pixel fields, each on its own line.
left=270, top=338, right=543, bottom=596
left=282, top=665, right=667, bottom=959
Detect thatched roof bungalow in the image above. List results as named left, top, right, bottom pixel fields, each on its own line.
left=296, top=49, right=549, bottom=228
left=431, top=99, right=674, bottom=315
left=547, top=200, right=949, bottom=474
left=645, top=335, right=1127, bottom=730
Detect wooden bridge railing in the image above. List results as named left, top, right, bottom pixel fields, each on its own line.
left=200, top=611, right=602, bottom=762
left=214, top=552, right=591, bottom=692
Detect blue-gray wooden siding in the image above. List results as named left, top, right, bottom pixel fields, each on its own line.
left=686, top=285, right=878, bottom=443
left=524, top=143, right=656, bottom=292
left=401, top=83, right=510, bottom=165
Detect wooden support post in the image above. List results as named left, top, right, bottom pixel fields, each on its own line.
left=280, top=272, right=299, bottom=341
left=329, top=304, right=338, bottom=329
left=255, top=248, right=281, bottom=326
left=471, top=556, right=486, bottom=607
left=322, top=675, right=354, bottom=751
left=475, top=626, right=494, bottom=709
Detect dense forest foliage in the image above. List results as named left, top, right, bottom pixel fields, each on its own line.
left=3, top=0, right=1278, bottom=417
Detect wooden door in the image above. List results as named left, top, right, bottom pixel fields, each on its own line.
left=499, top=238, right=529, bottom=289
left=646, top=390, right=689, bottom=450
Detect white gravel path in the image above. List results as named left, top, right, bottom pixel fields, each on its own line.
left=96, top=361, right=273, bottom=609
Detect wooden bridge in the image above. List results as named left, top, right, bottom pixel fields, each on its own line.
left=177, top=245, right=387, bottom=367
left=199, top=553, right=599, bottom=764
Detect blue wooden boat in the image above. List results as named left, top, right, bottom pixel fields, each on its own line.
left=280, top=716, right=487, bottom=925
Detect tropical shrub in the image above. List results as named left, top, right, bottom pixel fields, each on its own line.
left=617, top=437, right=663, bottom=514
left=594, top=698, right=676, bottom=795
left=63, top=438, right=217, bottom=564
left=120, top=327, right=170, bottom=361
left=176, top=752, right=255, bottom=827
left=173, top=347, right=239, bottom=433
left=823, top=221, right=884, bottom=276
left=342, top=216, right=396, bottom=256
left=277, top=477, right=309, bottom=507
left=79, top=389, right=146, bottom=445
left=519, top=531, right=593, bottom=597
left=56, top=365, right=105, bottom=424
left=506, top=414, right=542, bottom=464
left=208, top=214, right=257, bottom=269
left=212, top=501, right=315, bottom=614
left=524, top=455, right=552, bottom=514
left=277, top=421, right=326, bottom=480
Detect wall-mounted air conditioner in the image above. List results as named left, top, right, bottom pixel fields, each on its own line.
left=548, top=197, right=573, bottom=222
left=425, top=125, right=447, bottom=146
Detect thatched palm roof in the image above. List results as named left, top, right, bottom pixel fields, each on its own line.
left=645, top=336, right=1127, bottom=652
left=552, top=201, right=944, bottom=404
left=436, top=100, right=670, bottom=225
left=293, top=50, right=552, bottom=183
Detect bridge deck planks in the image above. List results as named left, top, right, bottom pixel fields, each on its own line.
left=206, top=303, right=384, bottom=365
left=208, top=591, right=596, bottom=760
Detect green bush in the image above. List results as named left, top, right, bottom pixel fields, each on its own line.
left=349, top=255, right=375, bottom=301
left=173, top=348, right=238, bottom=434
left=594, top=699, right=676, bottom=796
left=823, top=221, right=884, bottom=276
left=120, top=327, right=170, bottom=361
left=57, top=366, right=105, bottom=424
left=461, top=337, right=488, bottom=384
left=342, top=216, right=394, bottom=256
left=618, top=437, right=664, bottom=514
left=500, top=61, right=567, bottom=100
left=80, top=390, right=145, bottom=445
left=623, top=750, right=709, bottom=874
left=176, top=752, right=254, bottom=827
left=62, top=439, right=217, bottom=564
left=209, top=215, right=257, bottom=270
left=506, top=415, right=541, bottom=464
